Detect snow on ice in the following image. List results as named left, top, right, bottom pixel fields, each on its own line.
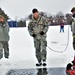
left=0, top=23, right=74, bottom=75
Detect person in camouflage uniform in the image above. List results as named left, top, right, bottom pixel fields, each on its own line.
left=71, top=7, right=75, bottom=49
left=0, top=15, right=10, bottom=59
left=71, top=7, right=75, bottom=63
left=28, top=9, right=49, bottom=66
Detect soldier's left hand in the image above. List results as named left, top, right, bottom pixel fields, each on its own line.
left=40, top=31, right=44, bottom=35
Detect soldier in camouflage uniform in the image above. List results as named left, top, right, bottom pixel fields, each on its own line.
left=71, top=7, right=75, bottom=49
left=28, top=9, right=49, bottom=66
left=0, top=15, right=10, bottom=59
left=71, top=7, right=75, bottom=63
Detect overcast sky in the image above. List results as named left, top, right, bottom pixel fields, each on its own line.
left=0, top=0, right=75, bottom=19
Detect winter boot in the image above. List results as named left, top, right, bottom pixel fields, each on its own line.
left=36, top=62, right=42, bottom=66
left=42, top=60, right=47, bottom=66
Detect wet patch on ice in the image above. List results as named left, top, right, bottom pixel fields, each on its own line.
left=6, top=69, right=36, bottom=75
left=48, top=68, right=66, bottom=75
left=6, top=68, right=66, bottom=75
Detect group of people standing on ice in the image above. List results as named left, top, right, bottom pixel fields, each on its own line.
left=28, top=7, right=75, bottom=75
left=0, top=8, right=49, bottom=67
left=0, top=7, right=75, bottom=72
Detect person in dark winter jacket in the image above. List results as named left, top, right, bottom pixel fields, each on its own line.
left=60, top=21, right=64, bottom=33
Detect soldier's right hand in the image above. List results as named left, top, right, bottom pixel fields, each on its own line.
left=32, top=34, right=36, bottom=37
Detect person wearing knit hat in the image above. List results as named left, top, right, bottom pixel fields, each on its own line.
left=0, top=15, right=10, bottom=59
left=71, top=7, right=75, bottom=13
left=28, top=8, right=49, bottom=66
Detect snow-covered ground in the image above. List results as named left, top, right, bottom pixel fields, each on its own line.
left=0, top=25, right=74, bottom=75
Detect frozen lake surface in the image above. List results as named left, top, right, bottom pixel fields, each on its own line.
left=0, top=25, right=74, bottom=75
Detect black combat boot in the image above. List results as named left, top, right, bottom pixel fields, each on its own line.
left=43, top=63, right=47, bottom=66
left=36, top=59, right=42, bottom=66
left=43, top=60, right=47, bottom=66
left=5, top=55, right=9, bottom=59
left=5, top=56, right=9, bottom=59
left=36, top=62, right=42, bottom=66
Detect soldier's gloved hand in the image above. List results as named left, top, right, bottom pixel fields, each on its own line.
left=40, top=31, right=44, bottom=35
left=1, top=22, right=6, bottom=28
left=32, top=34, right=36, bottom=37
left=2, top=25, right=6, bottom=28
left=73, top=14, right=75, bottom=18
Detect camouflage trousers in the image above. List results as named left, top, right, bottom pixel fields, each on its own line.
left=0, top=41, right=9, bottom=59
left=34, top=37, right=47, bottom=62
left=73, top=34, right=75, bottom=50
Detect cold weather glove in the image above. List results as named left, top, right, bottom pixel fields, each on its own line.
left=1, top=24, right=5, bottom=28
left=32, top=34, right=36, bottom=37
left=73, top=14, right=75, bottom=18
left=1, top=22, right=6, bottom=28
left=40, top=31, right=44, bottom=35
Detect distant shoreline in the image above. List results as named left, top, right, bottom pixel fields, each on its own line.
left=50, top=24, right=70, bottom=26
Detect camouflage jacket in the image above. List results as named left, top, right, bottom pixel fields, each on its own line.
left=28, top=16, right=49, bottom=39
left=71, top=18, right=75, bottom=34
left=0, top=22, right=10, bottom=41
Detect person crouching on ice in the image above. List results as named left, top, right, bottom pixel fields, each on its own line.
left=0, top=15, right=10, bottom=59
left=66, top=63, right=75, bottom=75
left=28, top=8, right=49, bottom=66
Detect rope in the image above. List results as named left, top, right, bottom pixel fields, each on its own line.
left=47, top=25, right=70, bottom=53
